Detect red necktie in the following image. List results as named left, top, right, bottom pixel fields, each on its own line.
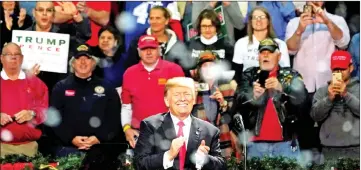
left=177, top=121, right=186, bottom=170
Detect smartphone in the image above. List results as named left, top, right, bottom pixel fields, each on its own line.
left=303, top=5, right=313, bottom=15
left=258, top=70, right=270, bottom=88
left=332, top=72, right=342, bottom=84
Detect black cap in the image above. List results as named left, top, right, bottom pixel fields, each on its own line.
left=74, top=44, right=92, bottom=59
left=258, top=38, right=279, bottom=53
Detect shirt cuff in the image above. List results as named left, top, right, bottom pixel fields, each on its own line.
left=195, top=150, right=206, bottom=169
left=163, top=151, right=174, bottom=169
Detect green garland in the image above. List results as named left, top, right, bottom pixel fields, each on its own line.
left=0, top=153, right=359, bottom=170
left=0, top=153, right=85, bottom=170
left=226, top=156, right=360, bottom=170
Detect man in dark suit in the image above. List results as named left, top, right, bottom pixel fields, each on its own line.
left=134, top=77, right=226, bottom=170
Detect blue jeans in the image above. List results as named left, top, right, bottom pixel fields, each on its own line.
left=247, top=141, right=300, bottom=160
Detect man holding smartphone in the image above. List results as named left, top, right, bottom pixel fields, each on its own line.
left=232, top=38, right=308, bottom=160
left=285, top=1, right=350, bottom=162
left=310, top=51, right=360, bottom=161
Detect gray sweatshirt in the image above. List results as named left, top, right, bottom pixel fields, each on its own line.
left=192, top=2, right=245, bottom=45
left=310, top=78, right=360, bottom=147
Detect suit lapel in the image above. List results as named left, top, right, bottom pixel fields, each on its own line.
left=186, top=116, right=201, bottom=160
left=161, top=112, right=177, bottom=141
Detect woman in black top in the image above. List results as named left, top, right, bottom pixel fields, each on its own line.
left=1, top=1, right=32, bottom=51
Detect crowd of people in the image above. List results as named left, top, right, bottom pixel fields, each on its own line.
left=0, top=1, right=359, bottom=170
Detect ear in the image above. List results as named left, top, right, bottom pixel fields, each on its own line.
left=350, top=64, right=354, bottom=73
left=165, top=18, right=169, bottom=26
left=164, top=96, right=169, bottom=107
left=32, top=8, right=35, bottom=17
left=277, top=51, right=281, bottom=62
left=114, top=40, right=118, bottom=47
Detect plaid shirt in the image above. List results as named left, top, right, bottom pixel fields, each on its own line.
left=192, top=80, right=236, bottom=149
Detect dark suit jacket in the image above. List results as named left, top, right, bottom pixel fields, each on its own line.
left=134, top=112, right=226, bottom=170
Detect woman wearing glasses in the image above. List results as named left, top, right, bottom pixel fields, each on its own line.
left=187, top=9, right=240, bottom=79
left=232, top=7, right=290, bottom=83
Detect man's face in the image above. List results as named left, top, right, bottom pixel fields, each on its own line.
left=307, top=1, right=324, bottom=8
left=259, top=49, right=280, bottom=71
left=1, top=44, right=23, bottom=72
left=72, top=56, right=95, bottom=75
left=200, top=61, right=215, bottom=81
left=166, top=86, right=195, bottom=119
left=149, top=9, right=169, bottom=33
left=332, top=65, right=353, bottom=82
left=139, top=47, right=160, bottom=66
left=200, top=18, right=217, bottom=39
left=33, top=2, right=54, bottom=29
left=99, top=30, right=117, bottom=53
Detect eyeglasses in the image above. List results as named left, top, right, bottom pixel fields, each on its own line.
left=1, top=53, right=23, bottom=58
left=252, top=15, right=267, bottom=20
left=200, top=25, right=215, bottom=29
left=35, top=8, right=54, bottom=14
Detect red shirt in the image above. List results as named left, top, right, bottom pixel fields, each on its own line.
left=253, top=67, right=283, bottom=141
left=122, top=59, right=184, bottom=129
left=0, top=73, right=48, bottom=144
left=53, top=2, right=111, bottom=46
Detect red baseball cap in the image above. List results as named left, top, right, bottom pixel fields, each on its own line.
left=137, top=35, right=159, bottom=49
left=331, top=51, right=352, bottom=70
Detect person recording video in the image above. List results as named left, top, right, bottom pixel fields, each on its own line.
left=310, top=50, right=360, bottom=161
left=231, top=38, right=308, bottom=160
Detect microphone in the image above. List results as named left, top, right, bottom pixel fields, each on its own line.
left=233, top=113, right=245, bottom=134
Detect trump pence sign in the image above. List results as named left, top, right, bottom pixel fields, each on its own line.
left=12, top=30, right=70, bottom=73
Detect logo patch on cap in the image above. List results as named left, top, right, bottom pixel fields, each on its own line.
left=77, top=45, right=89, bottom=52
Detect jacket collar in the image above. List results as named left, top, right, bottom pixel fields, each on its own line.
left=146, top=28, right=178, bottom=54
left=28, top=22, right=60, bottom=32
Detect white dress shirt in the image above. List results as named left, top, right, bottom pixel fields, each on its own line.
left=285, top=10, right=350, bottom=92
left=232, top=35, right=291, bottom=71
left=163, top=113, right=192, bottom=169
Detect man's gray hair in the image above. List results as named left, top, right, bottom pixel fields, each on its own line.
left=1, top=42, right=22, bottom=55
left=68, top=55, right=100, bottom=73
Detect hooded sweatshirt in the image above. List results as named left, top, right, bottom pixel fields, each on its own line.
left=310, top=77, right=360, bottom=147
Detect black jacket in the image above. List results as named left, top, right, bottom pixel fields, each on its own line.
left=232, top=67, right=308, bottom=141
left=49, top=74, right=124, bottom=146
left=134, top=112, right=226, bottom=170
left=0, top=11, right=32, bottom=51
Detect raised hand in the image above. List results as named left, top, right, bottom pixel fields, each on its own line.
left=18, top=8, right=26, bottom=27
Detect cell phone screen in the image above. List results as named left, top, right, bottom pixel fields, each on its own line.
left=258, top=70, right=270, bottom=88
left=332, top=72, right=342, bottom=84
left=303, top=5, right=313, bottom=15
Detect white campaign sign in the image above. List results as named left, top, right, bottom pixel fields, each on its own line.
left=11, top=30, right=70, bottom=73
